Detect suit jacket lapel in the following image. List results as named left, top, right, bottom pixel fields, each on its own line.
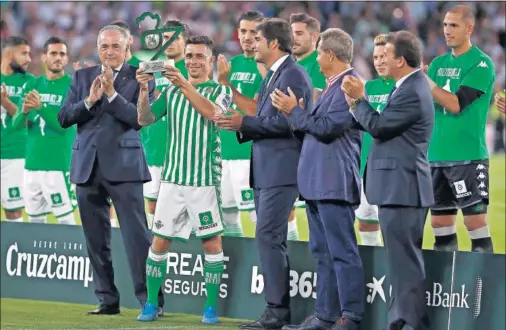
left=258, top=57, right=293, bottom=115
left=311, top=91, right=328, bottom=114
left=311, top=70, right=352, bottom=115
left=113, top=62, right=131, bottom=95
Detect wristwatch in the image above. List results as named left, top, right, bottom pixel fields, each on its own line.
left=350, top=97, right=366, bottom=111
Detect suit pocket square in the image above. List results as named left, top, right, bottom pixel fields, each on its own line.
left=371, top=158, right=397, bottom=170
left=119, top=139, right=142, bottom=148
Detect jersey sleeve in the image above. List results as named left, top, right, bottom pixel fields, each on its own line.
left=428, top=58, right=438, bottom=81
left=210, top=85, right=233, bottom=113
left=461, top=58, right=495, bottom=93
left=151, top=86, right=168, bottom=120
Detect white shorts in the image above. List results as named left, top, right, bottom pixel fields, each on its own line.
left=153, top=182, right=224, bottom=241
left=1, top=159, right=25, bottom=211
left=220, top=160, right=255, bottom=211
left=355, top=180, right=378, bottom=222
left=24, top=170, right=77, bottom=217
left=144, top=166, right=162, bottom=200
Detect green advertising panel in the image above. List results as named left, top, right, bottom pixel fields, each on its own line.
left=1, top=222, right=504, bottom=329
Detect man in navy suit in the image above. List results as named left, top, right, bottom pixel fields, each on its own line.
left=215, top=18, right=313, bottom=328
left=272, top=28, right=364, bottom=330
left=342, top=31, right=434, bottom=330
left=58, top=25, right=163, bottom=315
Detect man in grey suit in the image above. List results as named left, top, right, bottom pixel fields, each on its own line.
left=272, top=28, right=364, bottom=330
left=215, top=18, right=313, bottom=329
left=342, top=31, right=435, bottom=330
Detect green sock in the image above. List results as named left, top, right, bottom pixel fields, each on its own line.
left=146, top=248, right=167, bottom=307
left=204, top=252, right=224, bottom=309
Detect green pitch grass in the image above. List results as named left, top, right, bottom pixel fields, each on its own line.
left=2, top=154, right=505, bottom=253
left=0, top=298, right=248, bottom=329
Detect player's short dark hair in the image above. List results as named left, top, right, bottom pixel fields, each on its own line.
left=2, top=36, right=29, bottom=51
left=186, top=35, right=214, bottom=53
left=43, top=37, right=67, bottom=54
left=256, top=18, right=292, bottom=54
left=289, top=13, right=321, bottom=34
left=238, top=10, right=264, bottom=25
left=448, top=5, right=475, bottom=25
left=386, top=31, right=422, bottom=69
left=163, top=19, right=190, bottom=39
left=110, top=20, right=131, bottom=33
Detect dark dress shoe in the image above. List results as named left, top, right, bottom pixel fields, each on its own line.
left=283, top=314, right=334, bottom=330
left=389, top=319, right=406, bottom=330
left=331, top=317, right=360, bottom=330
left=239, top=310, right=288, bottom=329
left=87, top=304, right=120, bottom=315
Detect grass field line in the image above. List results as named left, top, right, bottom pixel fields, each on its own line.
left=2, top=327, right=185, bottom=330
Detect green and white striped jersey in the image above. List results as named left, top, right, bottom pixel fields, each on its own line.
left=151, top=80, right=233, bottom=187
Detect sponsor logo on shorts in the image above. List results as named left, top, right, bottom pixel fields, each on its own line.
left=8, top=187, right=21, bottom=201
left=453, top=180, right=472, bottom=199
left=198, top=211, right=217, bottom=231
left=241, top=189, right=254, bottom=202
left=51, top=193, right=63, bottom=205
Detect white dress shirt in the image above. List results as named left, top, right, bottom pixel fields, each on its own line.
left=266, top=54, right=289, bottom=88
left=393, top=69, right=420, bottom=94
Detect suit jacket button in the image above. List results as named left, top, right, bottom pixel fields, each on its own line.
left=97, top=125, right=100, bottom=128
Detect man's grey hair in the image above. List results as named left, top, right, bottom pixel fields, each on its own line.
left=319, top=28, right=353, bottom=63
left=97, top=25, right=128, bottom=47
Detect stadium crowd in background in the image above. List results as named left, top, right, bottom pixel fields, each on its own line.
left=1, top=1, right=506, bottom=328
left=1, top=1, right=505, bottom=151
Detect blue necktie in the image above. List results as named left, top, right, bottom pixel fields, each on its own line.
left=262, top=70, right=274, bottom=93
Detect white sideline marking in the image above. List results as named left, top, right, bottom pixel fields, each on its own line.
left=81, top=327, right=184, bottom=330
left=3, top=327, right=184, bottom=330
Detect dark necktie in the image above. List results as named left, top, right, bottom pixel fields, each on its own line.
left=387, top=85, right=397, bottom=100
left=262, top=69, right=274, bottom=93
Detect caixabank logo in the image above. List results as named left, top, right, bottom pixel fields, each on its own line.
left=365, top=275, right=483, bottom=319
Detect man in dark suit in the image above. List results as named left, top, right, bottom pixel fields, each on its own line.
left=272, top=28, right=364, bottom=330
left=58, top=25, right=163, bottom=315
left=342, top=31, right=435, bottom=330
left=215, top=18, right=313, bottom=329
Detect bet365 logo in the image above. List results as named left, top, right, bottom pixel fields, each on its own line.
left=136, top=11, right=184, bottom=61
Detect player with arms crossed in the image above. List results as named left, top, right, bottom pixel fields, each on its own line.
left=12, top=37, right=76, bottom=225
left=142, top=19, right=190, bottom=229
left=216, top=11, right=264, bottom=237
left=287, top=12, right=327, bottom=240
left=0, top=36, right=34, bottom=222
left=425, top=5, right=495, bottom=252
left=354, top=34, right=396, bottom=246
left=136, top=35, right=232, bottom=324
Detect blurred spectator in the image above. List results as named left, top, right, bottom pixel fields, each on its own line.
left=1, top=1, right=503, bottom=119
